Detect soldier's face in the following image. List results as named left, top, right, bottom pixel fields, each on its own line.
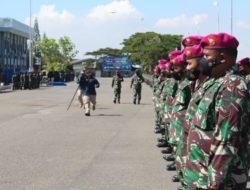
left=238, top=65, right=244, bottom=72
left=203, top=49, right=219, bottom=61
left=238, top=64, right=250, bottom=75
left=186, top=59, right=199, bottom=71
left=173, top=65, right=182, bottom=73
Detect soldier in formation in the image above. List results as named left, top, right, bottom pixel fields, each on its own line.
left=152, top=33, right=250, bottom=190
left=12, top=72, right=41, bottom=90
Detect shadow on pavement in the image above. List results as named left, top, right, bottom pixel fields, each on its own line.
left=94, top=114, right=122, bottom=117
left=96, top=107, right=110, bottom=110
left=118, top=102, right=151, bottom=105
left=0, top=90, right=13, bottom=94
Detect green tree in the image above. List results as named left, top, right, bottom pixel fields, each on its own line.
left=58, top=36, right=78, bottom=73
left=85, top=47, right=123, bottom=69
left=37, top=36, right=78, bottom=73
left=42, top=62, right=61, bottom=73
left=37, top=37, right=61, bottom=68
left=58, top=36, right=78, bottom=64
left=122, top=32, right=182, bottom=72
left=85, top=47, right=123, bottom=57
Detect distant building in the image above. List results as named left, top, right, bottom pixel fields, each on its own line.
left=70, top=59, right=85, bottom=71
left=101, top=56, right=132, bottom=77
left=0, top=18, right=30, bottom=84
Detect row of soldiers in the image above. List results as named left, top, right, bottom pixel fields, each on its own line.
left=12, top=72, right=41, bottom=90
left=152, top=32, right=250, bottom=190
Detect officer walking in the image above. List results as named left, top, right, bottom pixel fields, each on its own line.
left=111, top=70, right=124, bottom=104
left=130, top=69, right=144, bottom=104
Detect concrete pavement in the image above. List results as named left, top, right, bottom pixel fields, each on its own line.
left=0, top=78, right=178, bottom=190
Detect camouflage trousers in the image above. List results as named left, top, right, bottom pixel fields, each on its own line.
left=176, top=131, right=190, bottom=189
left=154, top=96, right=161, bottom=123
left=113, top=88, right=121, bottom=102
left=133, top=87, right=142, bottom=103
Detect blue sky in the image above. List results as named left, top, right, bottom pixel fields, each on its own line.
left=0, top=0, right=249, bottom=60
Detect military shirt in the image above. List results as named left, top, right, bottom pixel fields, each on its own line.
left=184, top=77, right=209, bottom=134
left=152, top=76, right=158, bottom=96
left=112, top=75, right=123, bottom=89
left=168, top=78, right=192, bottom=144
left=185, top=72, right=249, bottom=189
left=245, top=74, right=250, bottom=93
left=131, top=74, right=144, bottom=89
left=162, top=77, right=178, bottom=123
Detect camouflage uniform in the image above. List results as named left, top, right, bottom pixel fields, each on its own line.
left=162, top=77, right=178, bottom=142
left=157, top=76, right=168, bottom=129
left=184, top=72, right=249, bottom=190
left=12, top=73, right=17, bottom=90
left=152, top=75, right=164, bottom=126
left=112, top=75, right=124, bottom=103
left=24, top=73, right=29, bottom=89
left=168, top=78, right=192, bottom=180
left=130, top=73, right=144, bottom=104
left=168, top=78, right=192, bottom=145
left=245, top=74, right=250, bottom=92
left=152, top=75, right=159, bottom=97
left=181, top=78, right=209, bottom=189
left=155, top=75, right=164, bottom=106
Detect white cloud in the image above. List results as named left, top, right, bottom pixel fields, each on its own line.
left=24, top=2, right=144, bottom=58
left=155, top=14, right=208, bottom=28
left=237, top=20, right=250, bottom=30
left=87, top=0, right=143, bottom=22
left=38, top=4, right=74, bottom=22
left=36, top=4, right=74, bottom=30
left=26, top=4, right=74, bottom=26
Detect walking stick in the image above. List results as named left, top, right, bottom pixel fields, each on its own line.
left=67, top=86, right=79, bottom=111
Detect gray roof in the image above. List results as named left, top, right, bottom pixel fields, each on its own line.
left=70, top=59, right=84, bottom=65
left=0, top=18, right=31, bottom=38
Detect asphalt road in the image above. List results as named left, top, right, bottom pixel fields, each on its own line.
left=0, top=78, right=178, bottom=190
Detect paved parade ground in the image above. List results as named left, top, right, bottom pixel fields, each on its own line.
left=0, top=78, right=179, bottom=190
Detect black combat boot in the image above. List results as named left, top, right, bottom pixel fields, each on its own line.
left=172, top=174, right=180, bottom=182
left=166, top=162, right=176, bottom=171
left=161, top=146, right=173, bottom=154
left=164, top=154, right=175, bottom=161
left=156, top=141, right=169, bottom=148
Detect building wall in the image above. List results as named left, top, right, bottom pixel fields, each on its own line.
left=0, top=18, right=30, bottom=84
left=0, top=32, right=28, bottom=83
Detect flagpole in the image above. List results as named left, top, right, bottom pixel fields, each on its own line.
left=29, top=0, right=33, bottom=71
